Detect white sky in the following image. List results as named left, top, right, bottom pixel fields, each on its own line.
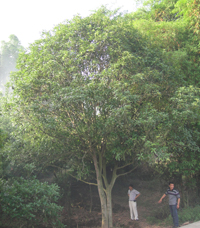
left=0, top=0, right=138, bottom=48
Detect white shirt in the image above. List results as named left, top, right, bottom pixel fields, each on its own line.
left=128, top=189, right=140, bottom=201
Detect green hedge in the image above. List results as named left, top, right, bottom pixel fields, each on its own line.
left=0, top=177, right=65, bottom=228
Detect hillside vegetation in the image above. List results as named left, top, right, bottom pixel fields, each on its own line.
left=0, top=1, right=200, bottom=227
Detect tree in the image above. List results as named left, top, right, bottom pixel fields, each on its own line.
left=135, top=0, right=180, bottom=21
left=154, top=86, right=200, bottom=207
left=131, top=0, right=200, bottom=86
left=175, top=0, right=200, bottom=33
left=0, top=35, right=23, bottom=93
left=174, top=0, right=200, bottom=86
left=131, top=0, right=200, bottom=207
left=4, top=8, right=181, bottom=228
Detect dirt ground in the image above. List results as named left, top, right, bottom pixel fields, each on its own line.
left=61, top=176, right=173, bottom=228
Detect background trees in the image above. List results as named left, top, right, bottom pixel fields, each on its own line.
left=131, top=0, right=200, bottom=87
left=0, top=34, right=23, bottom=93
left=131, top=0, right=200, bottom=208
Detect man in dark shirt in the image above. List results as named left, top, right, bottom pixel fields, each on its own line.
left=158, top=182, right=180, bottom=228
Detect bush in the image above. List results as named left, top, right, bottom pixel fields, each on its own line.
left=0, top=177, right=65, bottom=228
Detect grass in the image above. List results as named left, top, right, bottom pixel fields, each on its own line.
left=164, top=205, right=200, bottom=225
left=146, top=204, right=200, bottom=226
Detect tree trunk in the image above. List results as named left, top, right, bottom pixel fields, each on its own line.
left=93, top=153, right=118, bottom=228
left=99, top=185, right=109, bottom=228
left=89, top=185, right=93, bottom=213
left=106, top=189, right=113, bottom=228
left=93, top=154, right=109, bottom=228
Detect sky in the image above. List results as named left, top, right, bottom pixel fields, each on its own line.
left=0, top=0, right=138, bottom=48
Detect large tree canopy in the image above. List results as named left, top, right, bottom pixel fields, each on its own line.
left=3, top=7, right=184, bottom=228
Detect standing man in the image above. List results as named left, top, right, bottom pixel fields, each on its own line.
left=158, top=182, right=180, bottom=228
left=128, top=184, right=141, bottom=221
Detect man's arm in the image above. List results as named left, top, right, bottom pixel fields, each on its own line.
left=177, top=198, right=180, bottom=209
left=158, top=194, right=166, bottom=203
left=135, top=193, right=141, bottom=200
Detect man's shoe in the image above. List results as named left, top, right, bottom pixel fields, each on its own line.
left=135, top=219, right=139, bottom=221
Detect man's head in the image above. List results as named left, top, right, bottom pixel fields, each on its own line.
left=129, top=184, right=133, bottom=190
left=169, top=182, right=174, bottom=190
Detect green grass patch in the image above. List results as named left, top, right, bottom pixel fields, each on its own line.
left=164, top=205, right=200, bottom=225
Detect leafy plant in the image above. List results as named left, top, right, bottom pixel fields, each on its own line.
left=0, top=177, right=64, bottom=228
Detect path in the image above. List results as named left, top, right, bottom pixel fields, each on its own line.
left=181, top=221, right=200, bottom=227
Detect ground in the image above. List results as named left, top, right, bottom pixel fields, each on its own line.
left=61, top=174, right=173, bottom=228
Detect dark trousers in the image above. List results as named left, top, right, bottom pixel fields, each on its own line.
left=169, top=204, right=179, bottom=227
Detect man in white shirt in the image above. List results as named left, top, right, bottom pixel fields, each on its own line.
left=128, top=184, right=141, bottom=221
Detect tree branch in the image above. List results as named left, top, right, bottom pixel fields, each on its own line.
left=102, top=157, right=108, bottom=188
left=98, top=152, right=103, bottom=174
left=48, top=164, right=100, bottom=187
left=92, top=153, right=107, bottom=193
left=109, top=163, right=118, bottom=190
left=116, top=165, right=138, bottom=178
left=69, top=173, right=99, bottom=187
left=117, top=162, right=134, bottom=170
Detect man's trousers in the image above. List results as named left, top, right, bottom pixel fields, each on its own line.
left=129, top=201, right=138, bottom=220
left=169, top=204, right=179, bottom=227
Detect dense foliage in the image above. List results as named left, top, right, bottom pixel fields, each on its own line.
left=1, top=1, right=200, bottom=227
left=0, top=177, right=64, bottom=228
left=131, top=0, right=200, bottom=207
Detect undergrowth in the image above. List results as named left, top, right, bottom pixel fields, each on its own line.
left=147, top=205, right=200, bottom=226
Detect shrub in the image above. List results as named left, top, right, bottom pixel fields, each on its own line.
left=0, top=177, right=65, bottom=228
